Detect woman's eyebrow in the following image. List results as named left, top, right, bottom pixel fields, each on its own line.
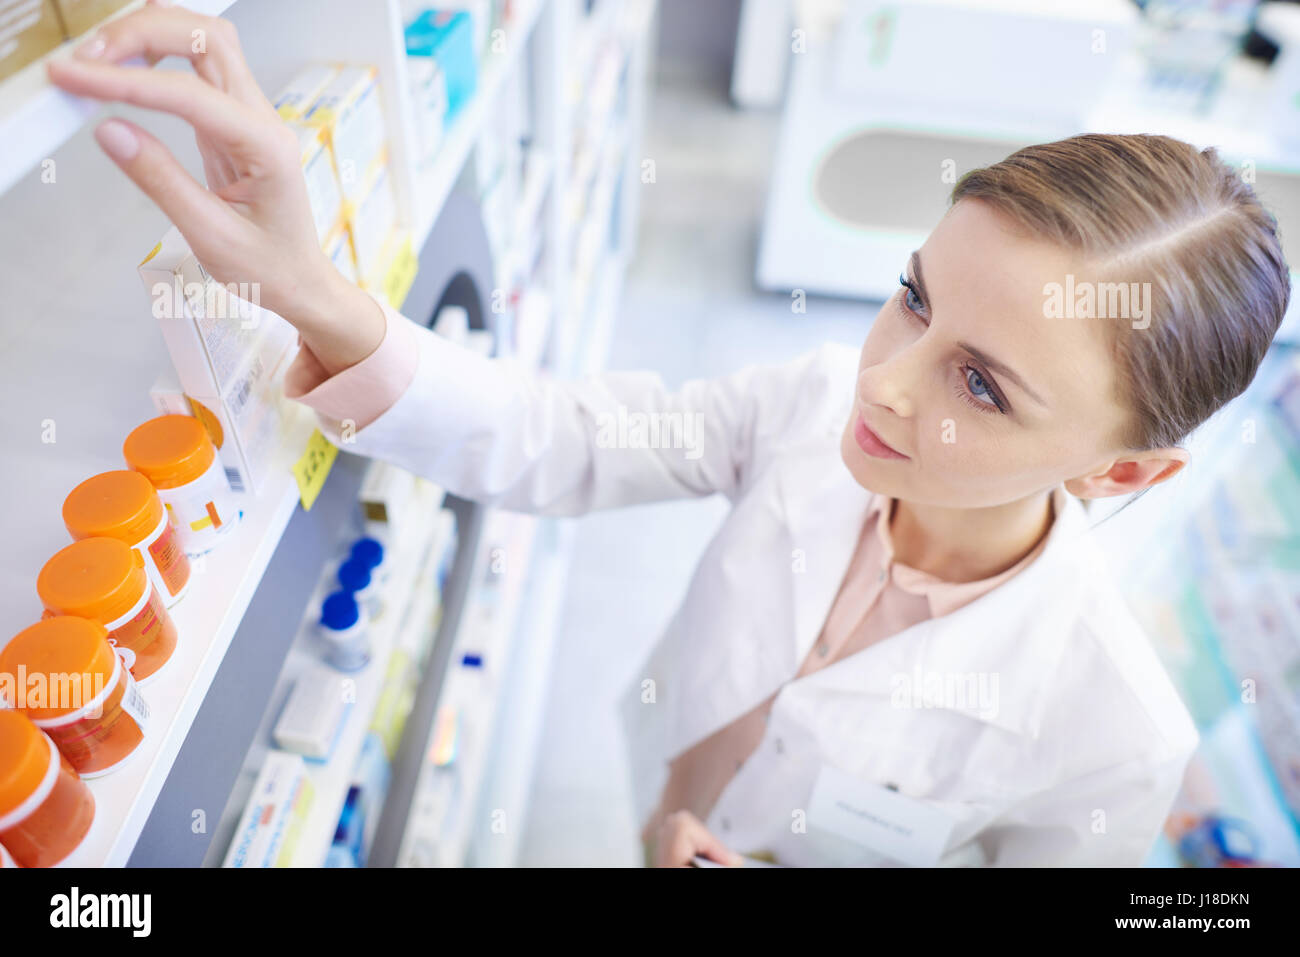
left=957, top=342, right=1048, bottom=408
left=910, top=250, right=1049, bottom=409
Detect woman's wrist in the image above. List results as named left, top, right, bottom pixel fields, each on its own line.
left=275, top=259, right=388, bottom=377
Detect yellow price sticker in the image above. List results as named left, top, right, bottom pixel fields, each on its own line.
left=292, top=428, right=339, bottom=511
left=383, top=235, right=418, bottom=309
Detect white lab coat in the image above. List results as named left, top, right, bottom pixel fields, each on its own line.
left=308, top=309, right=1200, bottom=867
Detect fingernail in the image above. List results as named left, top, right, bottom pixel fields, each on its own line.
left=95, top=120, right=139, bottom=162
left=75, top=34, right=106, bottom=59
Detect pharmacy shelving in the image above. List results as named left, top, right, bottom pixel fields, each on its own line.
left=1091, top=343, right=1300, bottom=866
left=0, top=0, right=236, bottom=197
left=468, top=518, right=575, bottom=866
left=0, top=0, right=655, bottom=868
left=395, top=508, right=541, bottom=867
left=385, top=0, right=655, bottom=868
left=411, top=0, right=546, bottom=247
left=221, top=473, right=452, bottom=869
left=41, top=405, right=316, bottom=866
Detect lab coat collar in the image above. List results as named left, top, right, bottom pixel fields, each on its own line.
left=775, top=438, right=1095, bottom=740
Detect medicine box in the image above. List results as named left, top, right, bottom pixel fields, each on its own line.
left=138, top=227, right=294, bottom=398
left=149, top=322, right=299, bottom=495
left=274, top=664, right=353, bottom=760
left=222, top=751, right=315, bottom=868
left=274, top=64, right=338, bottom=121
left=0, top=0, right=64, bottom=82
left=301, top=65, right=387, bottom=207
left=359, top=458, right=420, bottom=533
left=324, top=218, right=358, bottom=284
left=349, top=157, right=398, bottom=285
left=296, top=123, right=344, bottom=245
left=405, top=10, right=477, bottom=126
left=406, top=54, right=448, bottom=164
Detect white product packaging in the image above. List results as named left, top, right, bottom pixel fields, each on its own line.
left=138, top=227, right=298, bottom=398
left=223, top=751, right=315, bottom=868
left=407, top=54, right=448, bottom=163
left=301, top=65, right=387, bottom=206
left=273, top=665, right=353, bottom=760
left=350, top=159, right=398, bottom=283
left=324, top=219, right=358, bottom=284
left=148, top=318, right=299, bottom=497
left=274, top=64, right=339, bottom=120
left=296, top=123, right=344, bottom=245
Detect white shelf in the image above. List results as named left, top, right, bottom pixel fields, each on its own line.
left=0, top=0, right=654, bottom=868
left=412, top=0, right=546, bottom=246
left=492, top=148, right=554, bottom=293
left=66, top=403, right=317, bottom=867
left=0, top=0, right=236, bottom=199
left=396, top=511, right=541, bottom=867
left=286, top=483, right=451, bottom=868
left=468, top=517, right=575, bottom=867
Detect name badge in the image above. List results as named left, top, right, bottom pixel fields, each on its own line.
left=806, top=763, right=956, bottom=867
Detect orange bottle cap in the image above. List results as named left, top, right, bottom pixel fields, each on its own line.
left=62, top=470, right=165, bottom=543
left=122, top=415, right=215, bottom=490
left=0, top=617, right=119, bottom=722
left=37, top=538, right=148, bottom=624
left=0, top=711, right=54, bottom=819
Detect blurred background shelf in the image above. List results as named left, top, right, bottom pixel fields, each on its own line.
left=0, top=0, right=655, bottom=868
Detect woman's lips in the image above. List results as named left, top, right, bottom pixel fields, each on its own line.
left=854, top=413, right=909, bottom=460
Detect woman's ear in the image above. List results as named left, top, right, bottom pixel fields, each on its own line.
left=1064, top=447, right=1190, bottom=500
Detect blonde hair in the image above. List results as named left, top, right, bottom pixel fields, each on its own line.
left=951, top=133, right=1291, bottom=453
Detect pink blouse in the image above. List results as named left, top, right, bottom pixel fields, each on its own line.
left=282, top=297, right=421, bottom=430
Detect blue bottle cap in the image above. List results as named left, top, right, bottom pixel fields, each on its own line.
left=321, top=591, right=360, bottom=631
left=461, top=652, right=483, bottom=668
left=350, top=537, right=385, bottom=569
left=337, top=558, right=373, bottom=592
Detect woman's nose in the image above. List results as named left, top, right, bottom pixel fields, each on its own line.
left=857, top=364, right=915, bottom=420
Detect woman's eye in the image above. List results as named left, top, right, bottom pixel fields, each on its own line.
left=963, top=364, right=1006, bottom=413
left=967, top=367, right=994, bottom=402
left=899, top=273, right=924, bottom=314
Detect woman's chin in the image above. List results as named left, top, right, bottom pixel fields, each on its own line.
left=840, top=426, right=899, bottom=494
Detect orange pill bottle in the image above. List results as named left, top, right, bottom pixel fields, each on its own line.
left=63, top=469, right=191, bottom=608
left=38, top=537, right=179, bottom=683
left=0, top=710, right=96, bottom=868
left=0, top=617, right=150, bottom=778
left=123, top=415, right=240, bottom=557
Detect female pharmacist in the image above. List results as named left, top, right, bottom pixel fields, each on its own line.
left=49, top=2, right=1291, bottom=867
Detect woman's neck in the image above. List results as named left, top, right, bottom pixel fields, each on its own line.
left=887, top=489, right=1056, bottom=584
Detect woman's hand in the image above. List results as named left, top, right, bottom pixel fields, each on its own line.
left=46, top=1, right=384, bottom=376
left=653, top=810, right=743, bottom=868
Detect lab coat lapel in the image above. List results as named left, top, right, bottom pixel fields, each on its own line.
left=774, top=436, right=877, bottom=668
left=783, top=484, right=1094, bottom=741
